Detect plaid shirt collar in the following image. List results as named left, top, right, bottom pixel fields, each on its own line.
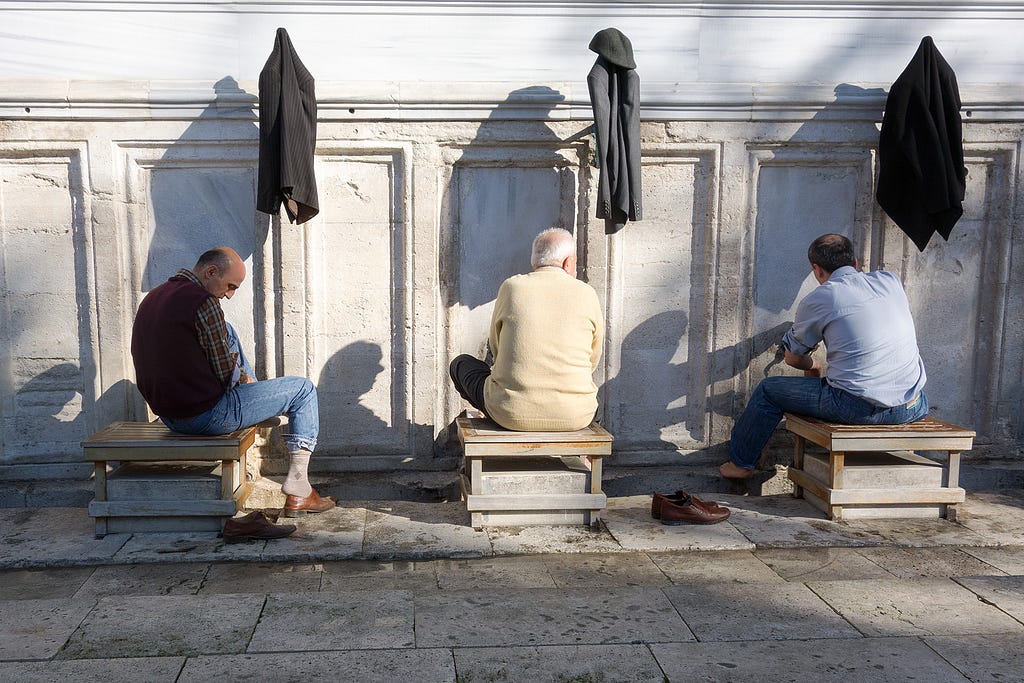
left=174, top=268, right=205, bottom=289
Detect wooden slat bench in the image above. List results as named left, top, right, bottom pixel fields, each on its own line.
left=82, top=421, right=257, bottom=537
left=784, top=413, right=975, bottom=521
left=455, top=416, right=614, bottom=529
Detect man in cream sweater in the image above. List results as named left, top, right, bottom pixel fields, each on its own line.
left=449, top=228, right=604, bottom=431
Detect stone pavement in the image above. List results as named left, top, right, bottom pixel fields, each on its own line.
left=1, top=490, right=1023, bottom=681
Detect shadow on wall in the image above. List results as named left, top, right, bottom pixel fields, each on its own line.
left=316, top=341, right=434, bottom=456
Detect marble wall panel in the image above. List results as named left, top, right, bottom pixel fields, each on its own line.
left=0, top=150, right=91, bottom=464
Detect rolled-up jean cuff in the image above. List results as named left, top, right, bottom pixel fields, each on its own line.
left=284, top=436, right=317, bottom=453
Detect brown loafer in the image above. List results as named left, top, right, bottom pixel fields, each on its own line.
left=222, top=510, right=296, bottom=543
left=660, top=497, right=731, bottom=525
left=651, top=491, right=728, bottom=519
left=283, top=488, right=336, bottom=517
left=719, top=461, right=756, bottom=479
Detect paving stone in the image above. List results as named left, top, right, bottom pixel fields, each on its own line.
left=415, top=586, right=691, bottom=648
left=652, top=637, right=969, bottom=682
left=0, top=567, right=94, bottom=600
left=0, top=508, right=128, bottom=569
left=454, top=644, right=665, bottom=682
left=179, top=650, right=455, bottom=682
left=436, top=555, right=556, bottom=590
left=199, top=563, right=322, bottom=594
left=856, top=546, right=1008, bottom=579
left=73, top=563, right=209, bottom=599
left=59, top=593, right=264, bottom=658
left=662, top=582, right=860, bottom=641
left=487, top=522, right=623, bottom=555
left=542, top=551, right=671, bottom=587
left=601, top=495, right=753, bottom=552
left=650, top=550, right=786, bottom=585
left=361, top=501, right=491, bottom=560
left=110, top=532, right=263, bottom=564
left=720, top=494, right=884, bottom=548
left=258, top=505, right=365, bottom=562
left=956, top=491, right=1024, bottom=545
left=0, top=598, right=95, bottom=659
left=752, top=547, right=895, bottom=582
left=808, top=578, right=1024, bottom=637
left=248, top=591, right=415, bottom=651
left=955, top=575, right=1024, bottom=623
left=320, top=560, right=440, bottom=592
left=849, top=517, right=994, bottom=548
left=961, top=546, right=1024, bottom=574
left=0, top=657, right=185, bottom=682
left=924, top=633, right=1024, bottom=683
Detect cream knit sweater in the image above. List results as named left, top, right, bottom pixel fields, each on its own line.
left=483, top=266, right=604, bottom=431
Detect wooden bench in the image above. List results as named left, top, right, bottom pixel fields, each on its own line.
left=82, top=421, right=257, bottom=537
left=784, top=413, right=975, bottom=521
left=455, top=416, right=614, bottom=529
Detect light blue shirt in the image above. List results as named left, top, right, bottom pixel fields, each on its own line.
left=781, top=266, right=927, bottom=408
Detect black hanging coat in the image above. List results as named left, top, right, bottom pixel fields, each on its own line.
left=257, top=27, right=319, bottom=225
left=587, top=28, right=642, bottom=234
left=876, top=36, right=966, bottom=251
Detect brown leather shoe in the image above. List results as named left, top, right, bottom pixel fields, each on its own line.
left=651, top=491, right=728, bottom=519
left=222, top=510, right=296, bottom=543
left=660, top=496, right=731, bottom=525
left=719, top=461, right=756, bottom=479
left=283, top=488, right=336, bottom=517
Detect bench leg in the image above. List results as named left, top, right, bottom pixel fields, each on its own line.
left=791, top=435, right=805, bottom=499
left=945, top=451, right=962, bottom=521
left=828, top=451, right=845, bottom=521
left=468, top=457, right=483, bottom=530
left=93, top=462, right=108, bottom=538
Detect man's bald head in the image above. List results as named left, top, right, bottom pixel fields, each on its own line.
left=194, top=246, right=246, bottom=299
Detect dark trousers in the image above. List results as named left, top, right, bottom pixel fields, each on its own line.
left=449, top=354, right=490, bottom=416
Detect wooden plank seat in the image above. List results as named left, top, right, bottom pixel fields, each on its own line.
left=783, top=413, right=975, bottom=521
left=82, top=421, right=257, bottom=537
left=455, top=416, right=614, bottom=529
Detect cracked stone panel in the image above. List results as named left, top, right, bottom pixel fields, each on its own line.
left=961, top=546, right=1024, bottom=575
left=650, top=550, right=787, bottom=585
left=0, top=598, right=96, bottom=660
left=454, top=644, right=665, bottom=682
left=955, top=491, right=1024, bottom=545
left=198, top=563, right=322, bottom=594
left=59, top=593, right=265, bottom=658
left=924, top=634, right=1024, bottom=683
left=436, top=556, right=557, bottom=590
left=720, top=494, right=887, bottom=548
left=662, top=582, right=860, bottom=641
left=847, top=517, right=995, bottom=548
left=0, top=657, right=185, bottom=683
left=0, top=567, right=95, bottom=600
left=752, top=547, right=896, bottom=582
left=541, top=552, right=672, bottom=588
left=179, top=650, right=455, bottom=682
left=652, top=637, right=969, bottom=682
left=361, top=501, right=491, bottom=560
left=856, top=546, right=1008, bottom=579
left=955, top=576, right=1024, bottom=623
left=110, top=532, right=263, bottom=564
left=258, top=505, right=365, bottom=562
left=414, top=586, right=691, bottom=648
left=808, top=578, right=1024, bottom=637
left=248, top=591, right=415, bottom=652
left=602, top=495, right=753, bottom=552
left=487, top=523, right=623, bottom=556
left=320, top=559, right=440, bottom=593
left=73, top=563, right=209, bottom=599
left=0, top=508, right=128, bottom=569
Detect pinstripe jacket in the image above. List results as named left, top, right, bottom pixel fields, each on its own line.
left=257, top=27, right=319, bottom=225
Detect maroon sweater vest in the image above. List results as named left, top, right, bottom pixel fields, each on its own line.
left=131, top=276, right=226, bottom=418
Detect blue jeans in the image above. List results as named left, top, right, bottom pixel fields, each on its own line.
left=728, top=376, right=929, bottom=469
left=161, top=324, right=319, bottom=452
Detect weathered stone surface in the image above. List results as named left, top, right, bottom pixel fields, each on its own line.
left=542, top=552, right=671, bottom=588
left=0, top=598, right=95, bottom=660
left=856, top=546, right=1008, bottom=579
left=753, top=547, right=897, bottom=582
left=652, top=637, right=970, bottom=682
left=110, top=532, right=261, bottom=565
left=0, top=508, right=128, bottom=569
left=0, top=657, right=185, bottom=683
left=955, top=576, right=1024, bottom=623
left=248, top=591, right=415, bottom=651
left=59, top=594, right=264, bottom=658
left=603, top=495, right=753, bottom=551
left=809, top=578, right=1024, bottom=637
left=0, top=567, right=94, bottom=600
left=361, top=501, right=490, bottom=560
left=321, top=559, right=439, bottom=592
left=956, top=490, right=1024, bottom=545
left=487, top=522, right=622, bottom=556
left=179, top=650, right=456, bottom=682
left=414, top=586, right=692, bottom=648
left=961, top=546, right=1024, bottom=574
left=923, top=634, right=1024, bottom=683
left=258, top=504, right=365, bottom=562
left=74, top=563, right=209, bottom=599
left=454, top=644, right=665, bottom=682
left=198, top=563, right=321, bottom=594
left=719, top=494, right=884, bottom=548
left=651, top=550, right=787, bottom=585
left=663, top=582, right=860, bottom=641
left=436, top=556, right=556, bottom=590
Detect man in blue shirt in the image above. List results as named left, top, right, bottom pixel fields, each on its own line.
left=720, top=233, right=929, bottom=479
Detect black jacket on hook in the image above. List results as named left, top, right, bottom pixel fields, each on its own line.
left=257, top=27, right=319, bottom=225
left=876, top=36, right=966, bottom=251
left=587, top=28, right=642, bottom=235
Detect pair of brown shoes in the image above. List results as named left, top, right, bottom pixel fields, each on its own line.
left=651, top=491, right=731, bottom=525
left=222, top=510, right=296, bottom=543
left=283, top=488, right=336, bottom=517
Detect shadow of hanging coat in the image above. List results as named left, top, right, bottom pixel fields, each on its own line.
left=257, top=27, right=319, bottom=225
left=876, top=36, right=966, bottom=251
left=587, top=28, right=641, bottom=235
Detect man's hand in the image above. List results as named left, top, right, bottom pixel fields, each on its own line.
left=784, top=349, right=823, bottom=377
left=239, top=371, right=257, bottom=385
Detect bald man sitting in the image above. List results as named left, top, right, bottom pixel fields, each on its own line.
left=131, top=247, right=334, bottom=539
left=449, top=228, right=604, bottom=431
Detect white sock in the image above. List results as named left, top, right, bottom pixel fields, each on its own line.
left=282, top=449, right=313, bottom=498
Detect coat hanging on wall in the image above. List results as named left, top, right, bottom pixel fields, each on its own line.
left=587, top=27, right=642, bottom=235
left=876, top=36, right=966, bottom=251
left=257, top=27, right=319, bottom=225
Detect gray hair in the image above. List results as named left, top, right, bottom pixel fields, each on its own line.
left=530, top=228, right=575, bottom=268
left=194, top=247, right=233, bottom=274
